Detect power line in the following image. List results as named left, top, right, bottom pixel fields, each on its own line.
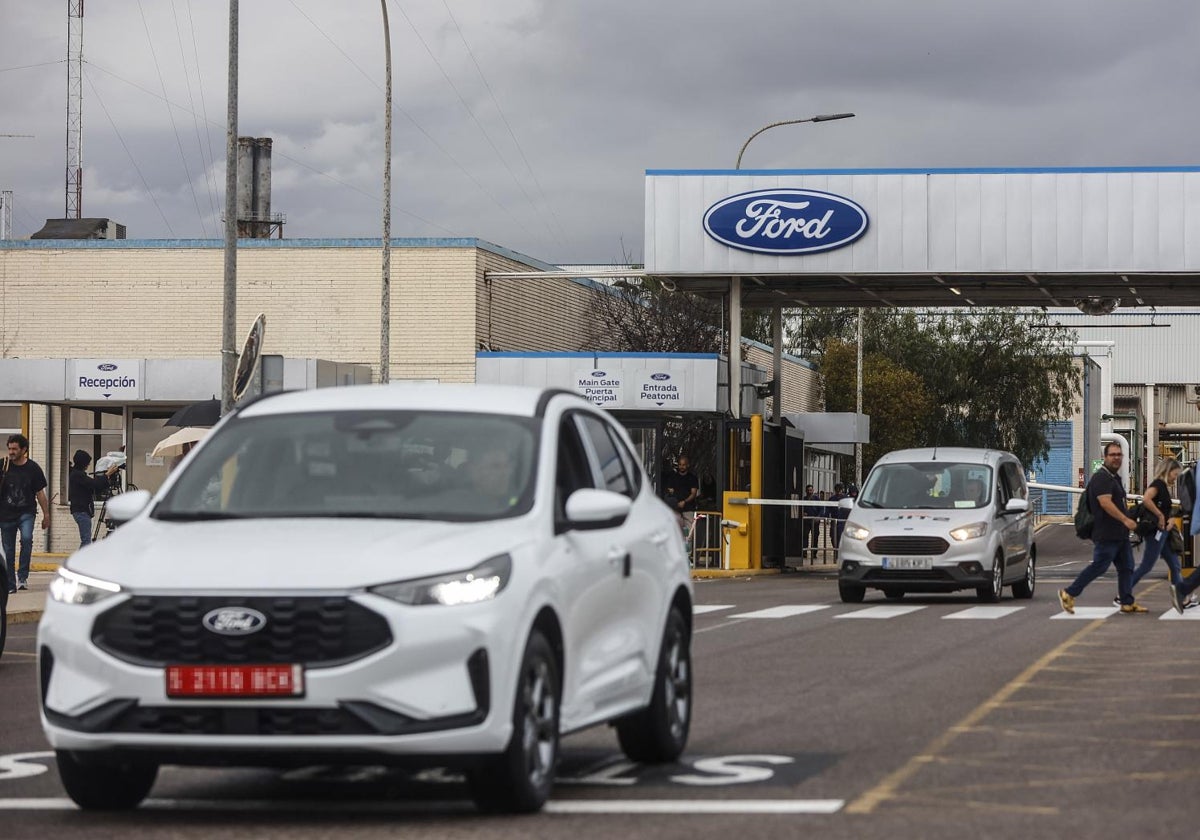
left=84, top=70, right=176, bottom=236
left=171, top=0, right=220, bottom=226
left=135, top=0, right=207, bottom=236
left=0, top=59, right=64, bottom=74
left=437, top=0, right=570, bottom=248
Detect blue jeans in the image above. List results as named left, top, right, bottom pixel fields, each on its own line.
left=1, top=512, right=36, bottom=586
left=73, top=511, right=93, bottom=547
left=1065, top=538, right=1135, bottom=605
left=1131, top=530, right=1182, bottom=588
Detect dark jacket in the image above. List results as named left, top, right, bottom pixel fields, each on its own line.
left=68, top=467, right=112, bottom=517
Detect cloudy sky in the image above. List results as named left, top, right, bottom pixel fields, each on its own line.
left=1, top=0, right=1197, bottom=263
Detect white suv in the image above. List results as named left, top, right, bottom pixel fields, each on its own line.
left=836, top=447, right=1036, bottom=603
left=38, top=385, right=694, bottom=813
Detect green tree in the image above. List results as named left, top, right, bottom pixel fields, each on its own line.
left=821, top=340, right=934, bottom=476
left=808, top=308, right=1079, bottom=469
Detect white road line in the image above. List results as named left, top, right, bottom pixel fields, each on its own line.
left=1158, top=609, right=1200, bottom=620
left=728, top=605, right=830, bottom=619
left=1050, top=607, right=1119, bottom=620
left=545, top=799, right=845, bottom=815
left=834, top=605, right=925, bottom=619
left=943, top=606, right=1025, bottom=620
left=0, top=797, right=845, bottom=815
left=693, top=604, right=736, bottom=616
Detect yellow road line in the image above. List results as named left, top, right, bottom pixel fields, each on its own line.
left=845, top=618, right=1104, bottom=814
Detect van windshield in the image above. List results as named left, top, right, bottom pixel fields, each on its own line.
left=858, top=461, right=993, bottom=510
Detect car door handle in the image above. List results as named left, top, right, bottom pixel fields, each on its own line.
left=606, top=548, right=632, bottom=578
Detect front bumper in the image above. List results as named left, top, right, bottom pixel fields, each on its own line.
left=837, top=539, right=994, bottom=592
left=38, top=590, right=522, bottom=760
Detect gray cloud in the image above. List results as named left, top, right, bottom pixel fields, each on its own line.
left=1, top=0, right=1197, bottom=262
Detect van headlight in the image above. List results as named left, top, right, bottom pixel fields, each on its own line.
left=843, top=521, right=870, bottom=541
left=370, top=554, right=512, bottom=606
left=48, top=567, right=122, bottom=605
left=950, top=522, right=988, bottom=542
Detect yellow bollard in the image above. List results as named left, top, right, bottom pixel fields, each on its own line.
left=721, top=491, right=751, bottom=570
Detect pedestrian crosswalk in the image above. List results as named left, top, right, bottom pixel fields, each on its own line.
left=693, top=602, right=1200, bottom=621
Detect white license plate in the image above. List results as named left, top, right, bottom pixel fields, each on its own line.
left=881, top=556, right=933, bottom=570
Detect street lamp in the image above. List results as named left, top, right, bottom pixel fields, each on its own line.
left=734, top=113, right=854, bottom=170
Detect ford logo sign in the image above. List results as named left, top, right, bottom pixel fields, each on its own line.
left=202, top=607, right=268, bottom=636
left=591, top=370, right=606, bottom=377
left=97, top=363, right=117, bottom=371
left=703, top=188, right=868, bottom=255
left=650, top=373, right=670, bottom=381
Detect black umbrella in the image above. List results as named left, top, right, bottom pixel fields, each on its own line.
left=165, top=398, right=221, bottom=428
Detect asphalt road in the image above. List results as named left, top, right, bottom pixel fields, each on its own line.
left=1, top=523, right=1197, bottom=839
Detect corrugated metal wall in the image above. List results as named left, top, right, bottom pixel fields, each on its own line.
left=1031, top=421, right=1074, bottom=514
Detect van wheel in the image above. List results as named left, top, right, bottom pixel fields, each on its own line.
left=1012, top=553, right=1036, bottom=599
left=977, top=553, right=1004, bottom=603
left=56, top=750, right=157, bottom=810
left=616, top=607, right=691, bottom=763
left=839, top=582, right=866, bottom=603
left=883, top=588, right=905, bottom=600
left=468, top=631, right=559, bottom=814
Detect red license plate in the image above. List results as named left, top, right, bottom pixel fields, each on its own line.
left=165, top=664, right=305, bottom=698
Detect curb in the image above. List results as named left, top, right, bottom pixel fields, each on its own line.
left=6, top=609, right=43, bottom=625
left=692, top=568, right=781, bottom=579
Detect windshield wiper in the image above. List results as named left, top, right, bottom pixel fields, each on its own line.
left=154, top=511, right=250, bottom=521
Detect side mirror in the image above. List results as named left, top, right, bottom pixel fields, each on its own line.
left=838, top=497, right=855, bottom=511
left=564, top=488, right=632, bottom=531
left=104, top=489, right=153, bottom=523
left=1004, top=497, right=1029, bottom=514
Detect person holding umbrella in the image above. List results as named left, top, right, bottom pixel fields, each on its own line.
left=68, top=450, right=119, bottom=547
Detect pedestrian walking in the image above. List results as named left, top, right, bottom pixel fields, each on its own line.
left=68, top=450, right=119, bottom=547
left=1058, top=443, right=1145, bottom=614
left=1124, top=458, right=1185, bottom=606
left=0, top=433, right=51, bottom=593
left=800, top=484, right=818, bottom=556
left=830, top=483, right=849, bottom=548
left=661, top=455, right=700, bottom=541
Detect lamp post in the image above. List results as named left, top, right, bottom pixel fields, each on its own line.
left=734, top=113, right=854, bottom=170
left=221, top=0, right=239, bottom=415
left=730, top=112, right=855, bottom=424
left=379, top=0, right=393, bottom=384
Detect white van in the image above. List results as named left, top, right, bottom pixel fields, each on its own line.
left=836, top=447, right=1036, bottom=603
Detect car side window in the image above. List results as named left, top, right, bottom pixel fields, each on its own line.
left=578, top=414, right=634, bottom=498
left=556, top=416, right=595, bottom=521
left=1002, top=461, right=1027, bottom=502
left=606, top=425, right=643, bottom=497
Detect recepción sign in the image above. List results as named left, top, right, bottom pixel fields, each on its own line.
left=69, top=359, right=143, bottom=401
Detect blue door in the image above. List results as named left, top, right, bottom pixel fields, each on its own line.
left=1031, top=422, right=1073, bottom=515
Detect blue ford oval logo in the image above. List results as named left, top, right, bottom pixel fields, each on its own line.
left=591, top=370, right=606, bottom=377
left=703, top=188, right=868, bottom=255
left=97, top=363, right=117, bottom=371
left=202, top=607, right=267, bottom=636
left=650, top=373, right=670, bottom=381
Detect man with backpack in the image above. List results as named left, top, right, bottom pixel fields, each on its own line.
left=1059, top=443, right=1146, bottom=614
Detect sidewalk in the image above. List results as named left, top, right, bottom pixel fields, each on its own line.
left=5, top=568, right=55, bottom=625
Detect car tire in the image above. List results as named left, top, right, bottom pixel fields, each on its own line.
left=839, top=581, right=866, bottom=603
left=976, top=553, right=1004, bottom=603
left=616, top=607, right=691, bottom=764
left=883, top=588, right=905, bottom=600
left=55, top=750, right=157, bottom=810
left=469, top=631, right=560, bottom=814
left=1012, top=552, right=1036, bottom=600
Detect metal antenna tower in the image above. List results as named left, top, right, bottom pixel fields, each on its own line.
left=66, top=0, right=84, bottom=218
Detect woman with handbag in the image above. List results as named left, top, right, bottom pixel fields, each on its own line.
left=1126, top=458, right=1192, bottom=607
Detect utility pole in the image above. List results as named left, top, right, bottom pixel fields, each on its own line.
left=221, top=1, right=239, bottom=415
left=66, top=0, right=84, bottom=217
left=380, top=0, right=392, bottom=384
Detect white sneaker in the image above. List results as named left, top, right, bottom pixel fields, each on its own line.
left=1111, top=597, right=1121, bottom=608
left=1184, top=594, right=1199, bottom=610
left=16, top=579, right=27, bottom=591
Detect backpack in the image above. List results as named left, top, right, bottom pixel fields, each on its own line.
left=1074, top=490, right=1094, bottom=540
left=1178, top=467, right=1196, bottom=520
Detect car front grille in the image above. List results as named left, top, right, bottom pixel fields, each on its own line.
left=866, top=536, right=950, bottom=555
left=863, top=568, right=956, bottom=582
left=92, top=595, right=392, bottom=668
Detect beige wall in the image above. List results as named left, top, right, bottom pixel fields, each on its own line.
left=742, top=343, right=824, bottom=415
left=475, top=251, right=600, bottom=353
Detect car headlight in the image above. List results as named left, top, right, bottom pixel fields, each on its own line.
left=370, top=554, right=512, bottom=606
left=843, top=521, right=870, bottom=541
left=950, top=522, right=989, bottom=542
left=48, top=567, right=122, bottom=605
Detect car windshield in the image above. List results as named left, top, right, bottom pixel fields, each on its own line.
left=154, top=410, right=538, bottom=522
left=859, top=461, right=993, bottom=510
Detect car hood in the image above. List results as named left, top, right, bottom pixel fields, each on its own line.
left=846, top=505, right=992, bottom=537
left=65, top=516, right=536, bottom=590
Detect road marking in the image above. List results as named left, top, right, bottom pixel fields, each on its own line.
left=834, top=605, right=924, bottom=619
left=0, top=796, right=844, bottom=815
left=728, top=605, right=829, bottom=619
left=693, top=604, right=736, bottom=615
left=1050, top=607, right=1119, bottom=620
left=1159, top=609, right=1200, bottom=621
left=545, top=799, right=844, bottom=814
left=943, top=606, right=1025, bottom=620
left=845, top=618, right=1104, bottom=814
